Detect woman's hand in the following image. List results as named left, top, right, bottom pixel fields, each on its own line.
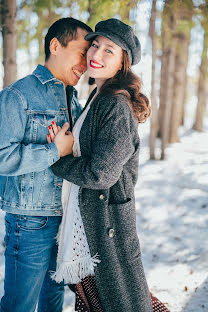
left=47, top=121, right=61, bottom=142
left=47, top=122, right=74, bottom=157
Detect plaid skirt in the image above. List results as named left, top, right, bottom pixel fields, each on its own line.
left=74, top=275, right=170, bottom=312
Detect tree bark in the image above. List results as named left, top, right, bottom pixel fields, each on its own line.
left=159, top=1, right=176, bottom=159
left=180, top=43, right=189, bottom=127
left=193, top=28, right=208, bottom=132
left=168, top=0, right=193, bottom=140
left=160, top=37, right=176, bottom=159
left=169, top=33, right=190, bottom=142
left=149, top=0, right=159, bottom=160
left=2, top=0, right=17, bottom=88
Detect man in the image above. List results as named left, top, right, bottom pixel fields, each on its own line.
left=0, top=17, right=92, bottom=312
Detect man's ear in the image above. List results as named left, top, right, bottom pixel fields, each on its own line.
left=49, top=38, right=60, bottom=56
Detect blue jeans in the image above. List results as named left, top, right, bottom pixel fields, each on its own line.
left=0, top=213, right=64, bottom=312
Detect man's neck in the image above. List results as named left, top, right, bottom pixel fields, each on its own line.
left=44, top=62, right=66, bottom=88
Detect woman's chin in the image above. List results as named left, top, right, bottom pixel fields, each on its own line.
left=87, top=71, right=96, bottom=78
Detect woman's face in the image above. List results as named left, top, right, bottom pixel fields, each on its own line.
left=87, top=36, right=123, bottom=84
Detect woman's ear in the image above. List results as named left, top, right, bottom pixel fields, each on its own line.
left=49, top=38, right=60, bottom=56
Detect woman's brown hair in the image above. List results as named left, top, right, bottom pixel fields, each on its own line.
left=99, top=51, right=151, bottom=123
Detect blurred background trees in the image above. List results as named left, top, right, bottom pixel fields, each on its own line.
left=0, top=0, right=207, bottom=159
left=1, top=0, right=16, bottom=88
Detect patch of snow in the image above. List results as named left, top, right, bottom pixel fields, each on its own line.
left=0, top=123, right=207, bottom=311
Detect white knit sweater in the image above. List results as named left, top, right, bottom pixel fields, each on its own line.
left=52, top=104, right=100, bottom=284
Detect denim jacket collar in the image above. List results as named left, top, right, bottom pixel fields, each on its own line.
left=0, top=63, right=82, bottom=215
left=32, top=66, right=78, bottom=98
left=33, top=64, right=60, bottom=84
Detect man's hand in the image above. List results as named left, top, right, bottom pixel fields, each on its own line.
left=47, top=122, right=74, bottom=157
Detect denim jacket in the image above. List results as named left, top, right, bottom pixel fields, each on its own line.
left=0, top=65, right=82, bottom=216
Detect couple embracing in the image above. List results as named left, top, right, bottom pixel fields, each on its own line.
left=0, top=16, right=155, bottom=312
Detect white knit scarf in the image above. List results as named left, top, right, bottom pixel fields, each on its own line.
left=51, top=104, right=100, bottom=284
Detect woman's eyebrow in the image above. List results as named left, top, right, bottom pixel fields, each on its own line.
left=94, top=38, right=115, bottom=49
left=105, top=44, right=115, bottom=49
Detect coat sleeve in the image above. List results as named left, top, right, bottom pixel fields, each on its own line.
left=52, top=96, right=139, bottom=189
left=0, top=87, right=60, bottom=176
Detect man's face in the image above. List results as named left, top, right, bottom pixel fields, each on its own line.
left=53, top=28, right=90, bottom=86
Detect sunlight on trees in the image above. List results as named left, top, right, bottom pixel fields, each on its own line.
left=0, top=0, right=207, bottom=158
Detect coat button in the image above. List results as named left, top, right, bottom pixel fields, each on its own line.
left=108, top=228, right=114, bottom=238
left=99, top=194, right=104, bottom=200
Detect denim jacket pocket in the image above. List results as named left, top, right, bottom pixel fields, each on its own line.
left=29, top=111, right=69, bottom=145
left=19, top=216, right=48, bottom=231
left=31, top=112, right=57, bottom=126
left=30, top=112, right=57, bottom=144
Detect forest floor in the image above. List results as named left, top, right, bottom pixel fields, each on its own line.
left=0, top=121, right=207, bottom=312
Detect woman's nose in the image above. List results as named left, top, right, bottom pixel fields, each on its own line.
left=92, top=48, right=102, bottom=61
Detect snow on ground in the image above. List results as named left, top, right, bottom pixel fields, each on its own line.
left=0, top=121, right=207, bottom=312
left=135, top=125, right=208, bottom=312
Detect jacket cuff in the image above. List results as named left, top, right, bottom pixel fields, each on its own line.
left=46, top=142, right=60, bottom=166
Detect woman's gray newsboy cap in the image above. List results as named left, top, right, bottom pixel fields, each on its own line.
left=84, top=18, right=141, bottom=65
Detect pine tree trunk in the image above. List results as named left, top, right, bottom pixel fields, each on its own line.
left=169, top=33, right=190, bottom=142
left=193, top=29, right=208, bottom=132
left=160, top=37, right=176, bottom=159
left=149, top=0, right=159, bottom=160
left=158, top=35, right=169, bottom=139
left=159, top=0, right=194, bottom=151
left=159, top=1, right=176, bottom=159
left=2, top=0, right=17, bottom=88
left=180, top=37, right=190, bottom=126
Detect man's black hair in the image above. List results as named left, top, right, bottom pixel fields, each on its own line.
left=45, top=17, right=93, bottom=61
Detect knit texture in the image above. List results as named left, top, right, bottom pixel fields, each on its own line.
left=52, top=91, right=153, bottom=312
left=52, top=103, right=100, bottom=284
left=85, top=18, right=141, bottom=65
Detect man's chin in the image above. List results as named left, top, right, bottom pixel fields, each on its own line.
left=69, top=81, right=78, bottom=87
left=70, top=77, right=80, bottom=86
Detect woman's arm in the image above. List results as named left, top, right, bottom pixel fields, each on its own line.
left=52, top=96, right=139, bottom=189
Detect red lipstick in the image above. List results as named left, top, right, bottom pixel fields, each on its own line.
left=90, top=60, right=103, bottom=68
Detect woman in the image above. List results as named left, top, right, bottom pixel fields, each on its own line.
left=48, top=18, right=153, bottom=312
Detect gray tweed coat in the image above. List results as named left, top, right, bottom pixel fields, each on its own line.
left=52, top=90, right=153, bottom=312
